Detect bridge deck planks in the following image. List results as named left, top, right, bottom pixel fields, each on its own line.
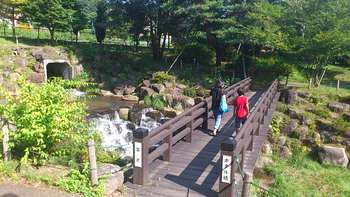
left=127, top=91, right=262, bottom=197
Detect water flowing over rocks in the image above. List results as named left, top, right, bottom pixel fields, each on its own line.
left=88, top=107, right=164, bottom=158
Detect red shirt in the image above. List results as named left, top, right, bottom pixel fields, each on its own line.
left=233, top=96, right=248, bottom=118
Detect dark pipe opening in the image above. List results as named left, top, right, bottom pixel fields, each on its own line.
left=46, top=62, right=72, bottom=80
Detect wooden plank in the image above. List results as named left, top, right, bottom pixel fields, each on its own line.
left=148, top=143, right=169, bottom=163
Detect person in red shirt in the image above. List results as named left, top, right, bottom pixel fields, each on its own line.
left=231, top=87, right=249, bottom=129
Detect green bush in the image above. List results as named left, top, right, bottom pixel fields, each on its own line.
left=144, top=96, right=152, bottom=107
left=312, top=106, right=330, bottom=119
left=183, top=87, right=197, bottom=98
left=0, top=77, right=90, bottom=165
left=152, top=71, right=176, bottom=84
left=143, top=95, right=166, bottom=110
left=59, top=163, right=105, bottom=197
left=332, top=118, right=350, bottom=134
left=276, top=102, right=289, bottom=114
left=152, top=96, right=166, bottom=110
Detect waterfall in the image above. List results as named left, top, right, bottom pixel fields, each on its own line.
left=88, top=108, right=163, bottom=159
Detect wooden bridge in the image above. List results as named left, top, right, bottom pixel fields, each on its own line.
left=126, top=78, right=280, bottom=197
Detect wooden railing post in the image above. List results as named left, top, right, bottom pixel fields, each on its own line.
left=2, top=121, right=11, bottom=162
left=87, top=139, right=98, bottom=186
left=185, top=111, right=193, bottom=143
left=163, top=127, right=172, bottom=162
left=219, top=137, right=236, bottom=197
left=133, top=128, right=150, bottom=185
left=242, top=172, right=253, bottom=197
left=202, top=99, right=209, bottom=130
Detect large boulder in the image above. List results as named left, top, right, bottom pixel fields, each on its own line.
left=101, top=90, right=115, bottom=97
left=122, top=95, right=139, bottom=102
left=140, top=87, right=156, bottom=98
left=343, top=113, right=350, bottom=122
left=9, top=73, right=20, bottom=82
left=280, top=146, right=292, bottom=159
left=281, top=89, right=297, bottom=105
left=161, top=107, right=177, bottom=118
left=129, top=105, right=144, bottom=125
left=141, top=80, right=151, bottom=87
left=318, top=145, right=349, bottom=167
left=344, top=130, right=350, bottom=138
left=146, top=110, right=162, bottom=122
left=28, top=72, right=44, bottom=83
left=261, top=142, right=273, bottom=155
left=298, top=92, right=311, bottom=99
left=288, top=108, right=303, bottom=119
left=316, top=119, right=333, bottom=131
left=151, top=83, right=165, bottom=93
left=124, top=85, right=136, bottom=95
left=282, top=119, right=299, bottom=136
left=113, top=86, right=124, bottom=96
left=255, top=155, right=273, bottom=170
left=182, top=96, right=195, bottom=108
left=97, top=164, right=124, bottom=196
left=328, top=102, right=350, bottom=113
left=33, top=63, right=44, bottom=73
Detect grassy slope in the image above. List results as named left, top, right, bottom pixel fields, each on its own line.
left=257, top=66, right=350, bottom=196
left=264, top=155, right=350, bottom=197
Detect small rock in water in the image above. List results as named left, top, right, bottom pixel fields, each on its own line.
left=119, top=108, right=130, bottom=121
left=146, top=110, right=162, bottom=122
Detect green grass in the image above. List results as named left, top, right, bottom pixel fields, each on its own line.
left=263, top=155, right=350, bottom=197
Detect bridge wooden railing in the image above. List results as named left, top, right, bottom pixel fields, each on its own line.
left=132, top=77, right=252, bottom=185
left=219, top=80, right=280, bottom=197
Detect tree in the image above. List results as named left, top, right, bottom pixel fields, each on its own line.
left=23, top=0, right=70, bottom=42
left=70, top=0, right=96, bottom=43
left=94, top=0, right=109, bottom=44
left=283, top=0, right=350, bottom=87
left=1, top=0, right=27, bottom=39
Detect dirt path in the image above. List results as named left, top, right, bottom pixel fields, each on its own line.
left=0, top=183, right=80, bottom=197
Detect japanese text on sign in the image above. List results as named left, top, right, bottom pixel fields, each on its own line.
left=221, top=155, right=232, bottom=183
left=134, top=142, right=142, bottom=167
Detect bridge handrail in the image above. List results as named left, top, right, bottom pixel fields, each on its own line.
left=219, top=79, right=280, bottom=196
left=132, top=77, right=252, bottom=185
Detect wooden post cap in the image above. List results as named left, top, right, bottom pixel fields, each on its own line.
left=133, top=128, right=149, bottom=139
left=221, top=137, right=236, bottom=151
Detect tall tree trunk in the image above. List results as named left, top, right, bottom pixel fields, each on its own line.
left=160, top=33, right=167, bottom=59
left=215, top=46, right=222, bottom=67
left=11, top=6, right=16, bottom=39
left=37, top=27, right=40, bottom=40
left=285, top=74, right=289, bottom=87
left=75, top=33, right=78, bottom=43
left=3, top=23, right=6, bottom=37
left=49, top=28, right=55, bottom=43
left=242, top=54, right=247, bottom=78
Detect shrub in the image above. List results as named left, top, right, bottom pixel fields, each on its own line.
left=312, top=106, right=330, bottom=119
left=152, top=96, right=166, bottom=110
left=270, top=113, right=284, bottom=139
left=0, top=77, right=90, bottom=165
left=143, top=95, right=166, bottom=110
left=144, top=96, right=152, bottom=107
left=276, top=102, right=289, bottom=114
left=59, top=163, right=105, bottom=197
left=183, top=87, right=197, bottom=98
left=152, top=71, right=176, bottom=84
left=332, top=118, right=350, bottom=134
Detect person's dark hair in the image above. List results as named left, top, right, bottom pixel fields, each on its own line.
left=216, top=79, right=224, bottom=88
left=237, top=87, right=245, bottom=96
left=216, top=79, right=225, bottom=95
